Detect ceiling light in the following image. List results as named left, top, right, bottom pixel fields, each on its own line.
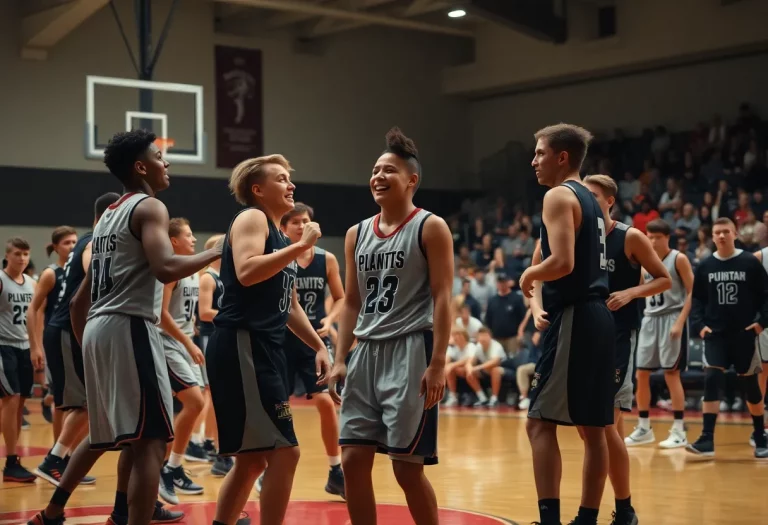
left=448, top=9, right=466, bottom=18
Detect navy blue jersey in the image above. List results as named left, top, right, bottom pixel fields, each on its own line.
left=541, top=180, right=609, bottom=313
left=605, top=222, right=641, bottom=330
left=199, top=268, right=224, bottom=337
left=44, top=264, right=65, bottom=326
left=214, top=209, right=297, bottom=346
left=295, top=248, right=327, bottom=330
left=48, top=232, right=93, bottom=330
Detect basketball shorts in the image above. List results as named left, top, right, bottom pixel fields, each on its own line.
left=636, top=312, right=687, bottom=370
left=703, top=331, right=762, bottom=376
left=0, top=344, right=33, bottom=398
left=528, top=300, right=615, bottom=427
left=339, top=331, right=438, bottom=465
left=83, top=314, right=174, bottom=450
left=756, top=330, right=768, bottom=364
left=44, top=360, right=52, bottom=387
left=162, top=334, right=204, bottom=394
left=206, top=327, right=297, bottom=456
left=198, top=334, right=212, bottom=386
left=284, top=331, right=331, bottom=399
left=613, top=329, right=637, bottom=413
left=43, top=325, right=87, bottom=410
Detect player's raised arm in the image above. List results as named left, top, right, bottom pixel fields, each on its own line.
left=606, top=228, right=671, bottom=311
left=230, top=208, right=315, bottom=286
left=133, top=198, right=222, bottom=284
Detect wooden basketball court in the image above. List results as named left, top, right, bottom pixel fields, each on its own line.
left=2, top=401, right=767, bottom=524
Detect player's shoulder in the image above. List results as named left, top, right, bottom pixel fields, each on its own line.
left=132, top=195, right=169, bottom=221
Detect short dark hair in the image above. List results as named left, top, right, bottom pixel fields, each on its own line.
left=103, top=129, right=157, bottom=182
left=47, top=226, right=77, bottom=257
left=383, top=127, right=422, bottom=191
left=534, top=123, right=593, bottom=171
left=713, top=217, right=736, bottom=230
left=646, top=219, right=671, bottom=236
left=6, top=237, right=30, bottom=253
left=477, top=326, right=492, bottom=336
left=169, top=217, right=190, bottom=238
left=281, top=202, right=314, bottom=226
left=94, top=192, right=121, bottom=220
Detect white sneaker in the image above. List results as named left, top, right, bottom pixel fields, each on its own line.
left=443, top=396, right=458, bottom=407
left=624, top=426, right=655, bottom=446
left=518, top=397, right=531, bottom=410
left=749, top=428, right=768, bottom=448
left=659, top=428, right=688, bottom=449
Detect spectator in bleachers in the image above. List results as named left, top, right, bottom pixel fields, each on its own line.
left=443, top=327, right=476, bottom=407
left=618, top=171, right=639, bottom=202
left=676, top=237, right=695, bottom=262
left=659, top=178, right=682, bottom=224
left=455, top=244, right=474, bottom=271
left=739, top=211, right=759, bottom=251
left=694, top=226, right=713, bottom=264
left=469, top=264, right=497, bottom=313
left=755, top=211, right=768, bottom=248
left=733, top=191, right=753, bottom=226
left=699, top=204, right=713, bottom=228
left=469, top=217, right=488, bottom=252
left=752, top=190, right=767, bottom=217
left=473, top=233, right=496, bottom=270
left=633, top=200, right=660, bottom=234
left=449, top=216, right=467, bottom=251
left=456, top=303, right=483, bottom=341
left=675, top=203, right=700, bottom=241
left=465, top=327, right=506, bottom=407
left=484, top=274, right=526, bottom=357
left=453, top=266, right=469, bottom=296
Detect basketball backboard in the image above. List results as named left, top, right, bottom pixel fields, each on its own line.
left=85, top=75, right=205, bottom=164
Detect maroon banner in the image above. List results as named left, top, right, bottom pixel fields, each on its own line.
left=215, top=45, right=263, bottom=169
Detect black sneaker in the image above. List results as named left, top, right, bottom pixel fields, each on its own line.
left=158, top=465, right=179, bottom=505
left=236, top=512, right=251, bottom=525
left=26, top=512, right=65, bottom=525
left=41, top=399, right=53, bottom=424
left=184, top=441, right=209, bottom=463
left=34, top=453, right=66, bottom=486
left=685, top=434, right=715, bottom=457
left=62, top=455, right=97, bottom=485
left=23, top=405, right=30, bottom=416
left=169, top=464, right=203, bottom=495
left=203, top=439, right=217, bottom=462
left=3, top=455, right=36, bottom=483
left=151, top=501, right=185, bottom=523
left=610, top=510, right=639, bottom=525
left=325, top=465, right=345, bottom=499
left=211, top=455, right=233, bottom=477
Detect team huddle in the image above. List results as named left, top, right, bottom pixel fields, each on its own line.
left=0, top=123, right=766, bottom=525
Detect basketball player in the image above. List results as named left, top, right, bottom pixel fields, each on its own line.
left=583, top=175, right=672, bottom=525
left=27, top=227, right=78, bottom=434
left=193, top=234, right=232, bottom=476
left=752, top=246, right=768, bottom=446
left=206, top=155, right=332, bottom=525
left=1, top=237, right=40, bottom=483
left=519, top=124, right=614, bottom=525
left=687, top=218, right=768, bottom=458
left=253, top=202, right=345, bottom=496
left=328, top=127, right=453, bottom=525
left=26, top=129, right=222, bottom=525
left=627, top=219, right=694, bottom=449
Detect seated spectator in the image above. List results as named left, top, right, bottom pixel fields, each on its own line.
left=449, top=216, right=467, bottom=252
left=756, top=210, right=768, bottom=248
left=618, top=172, right=639, bottom=202
left=675, top=203, right=700, bottom=241
left=443, top=328, right=476, bottom=407
left=454, top=244, right=474, bottom=271
left=465, top=327, right=506, bottom=407
left=452, top=266, right=468, bottom=296
left=658, top=178, right=682, bottom=224
left=699, top=205, right=713, bottom=227
left=473, top=232, right=496, bottom=270
left=484, top=274, right=526, bottom=356
left=509, top=226, right=535, bottom=268
left=633, top=200, right=660, bottom=234
left=676, top=236, right=695, bottom=262
left=694, top=226, right=713, bottom=264
left=733, top=191, right=753, bottom=226
left=516, top=331, right=542, bottom=410
left=468, top=217, right=487, bottom=252
left=499, top=223, right=520, bottom=259
left=469, top=265, right=497, bottom=313
left=739, top=210, right=760, bottom=251
left=455, top=303, right=483, bottom=341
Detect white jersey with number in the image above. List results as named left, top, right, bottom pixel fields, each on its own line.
left=0, top=271, right=34, bottom=347
left=159, top=274, right=199, bottom=337
left=87, top=192, right=162, bottom=323
left=643, top=249, right=686, bottom=316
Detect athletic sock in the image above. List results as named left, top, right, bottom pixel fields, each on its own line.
left=577, top=506, right=599, bottom=525
left=6, top=454, right=19, bottom=467
left=538, top=498, right=559, bottom=525
left=50, top=442, right=68, bottom=460
left=191, top=431, right=204, bottom=445
left=616, top=496, right=633, bottom=513
left=638, top=411, right=650, bottom=430
left=490, top=395, right=498, bottom=403
left=672, top=411, right=685, bottom=432
left=753, top=415, right=767, bottom=447
left=167, top=452, right=183, bottom=469
left=328, top=455, right=341, bottom=467
left=213, top=521, right=227, bottom=525
left=476, top=391, right=488, bottom=403
left=50, top=487, right=72, bottom=507
left=113, top=491, right=128, bottom=517
left=702, top=413, right=717, bottom=437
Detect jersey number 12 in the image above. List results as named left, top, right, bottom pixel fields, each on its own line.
left=91, top=257, right=114, bottom=302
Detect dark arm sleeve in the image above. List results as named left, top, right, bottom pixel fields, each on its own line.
left=690, top=261, right=707, bottom=335
left=753, top=260, right=768, bottom=328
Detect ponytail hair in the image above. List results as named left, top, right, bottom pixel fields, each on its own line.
left=48, top=226, right=76, bottom=257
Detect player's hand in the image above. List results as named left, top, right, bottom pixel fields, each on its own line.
left=699, top=326, right=712, bottom=339
left=420, top=363, right=445, bottom=409
left=315, top=347, right=332, bottom=385
left=300, top=222, right=322, bottom=249
left=606, top=290, right=635, bottom=311
left=30, top=347, right=44, bottom=370
left=211, top=235, right=225, bottom=258
left=670, top=322, right=684, bottom=340
left=746, top=322, right=763, bottom=335
left=533, top=309, right=550, bottom=331
left=519, top=267, right=535, bottom=298
left=316, top=316, right=332, bottom=338
left=187, top=344, right=205, bottom=365
left=327, top=362, right=346, bottom=405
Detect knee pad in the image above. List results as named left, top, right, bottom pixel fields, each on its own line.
left=741, top=373, right=764, bottom=405
left=704, top=368, right=724, bottom=402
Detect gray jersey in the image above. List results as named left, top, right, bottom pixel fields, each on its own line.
left=0, top=271, right=34, bottom=347
left=87, top=193, right=162, bottom=323
left=353, top=209, right=434, bottom=340
left=159, top=273, right=199, bottom=337
left=643, top=249, right=686, bottom=316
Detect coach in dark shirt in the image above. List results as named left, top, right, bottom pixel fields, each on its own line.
left=484, top=273, right=526, bottom=357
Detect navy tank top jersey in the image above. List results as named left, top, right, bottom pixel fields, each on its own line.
left=48, top=232, right=93, bottom=330
left=199, top=268, right=224, bottom=337
left=214, top=209, right=298, bottom=346
left=296, top=248, right=327, bottom=330
left=605, top=222, right=641, bottom=330
left=540, top=180, right=609, bottom=314
left=44, top=264, right=65, bottom=325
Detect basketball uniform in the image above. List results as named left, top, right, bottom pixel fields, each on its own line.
left=198, top=268, right=224, bottom=386
left=207, top=209, right=298, bottom=455
left=605, top=222, right=641, bottom=413
left=637, top=250, right=688, bottom=370
left=339, top=208, right=438, bottom=465
left=44, top=233, right=92, bottom=410
left=528, top=181, right=615, bottom=427
left=0, top=270, right=35, bottom=398
left=82, top=192, right=173, bottom=450
left=42, top=263, right=64, bottom=387
left=160, top=274, right=203, bottom=393
left=756, top=248, right=768, bottom=364
left=284, top=247, right=332, bottom=398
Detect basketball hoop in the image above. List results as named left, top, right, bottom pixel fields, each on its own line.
left=155, top=138, right=175, bottom=155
